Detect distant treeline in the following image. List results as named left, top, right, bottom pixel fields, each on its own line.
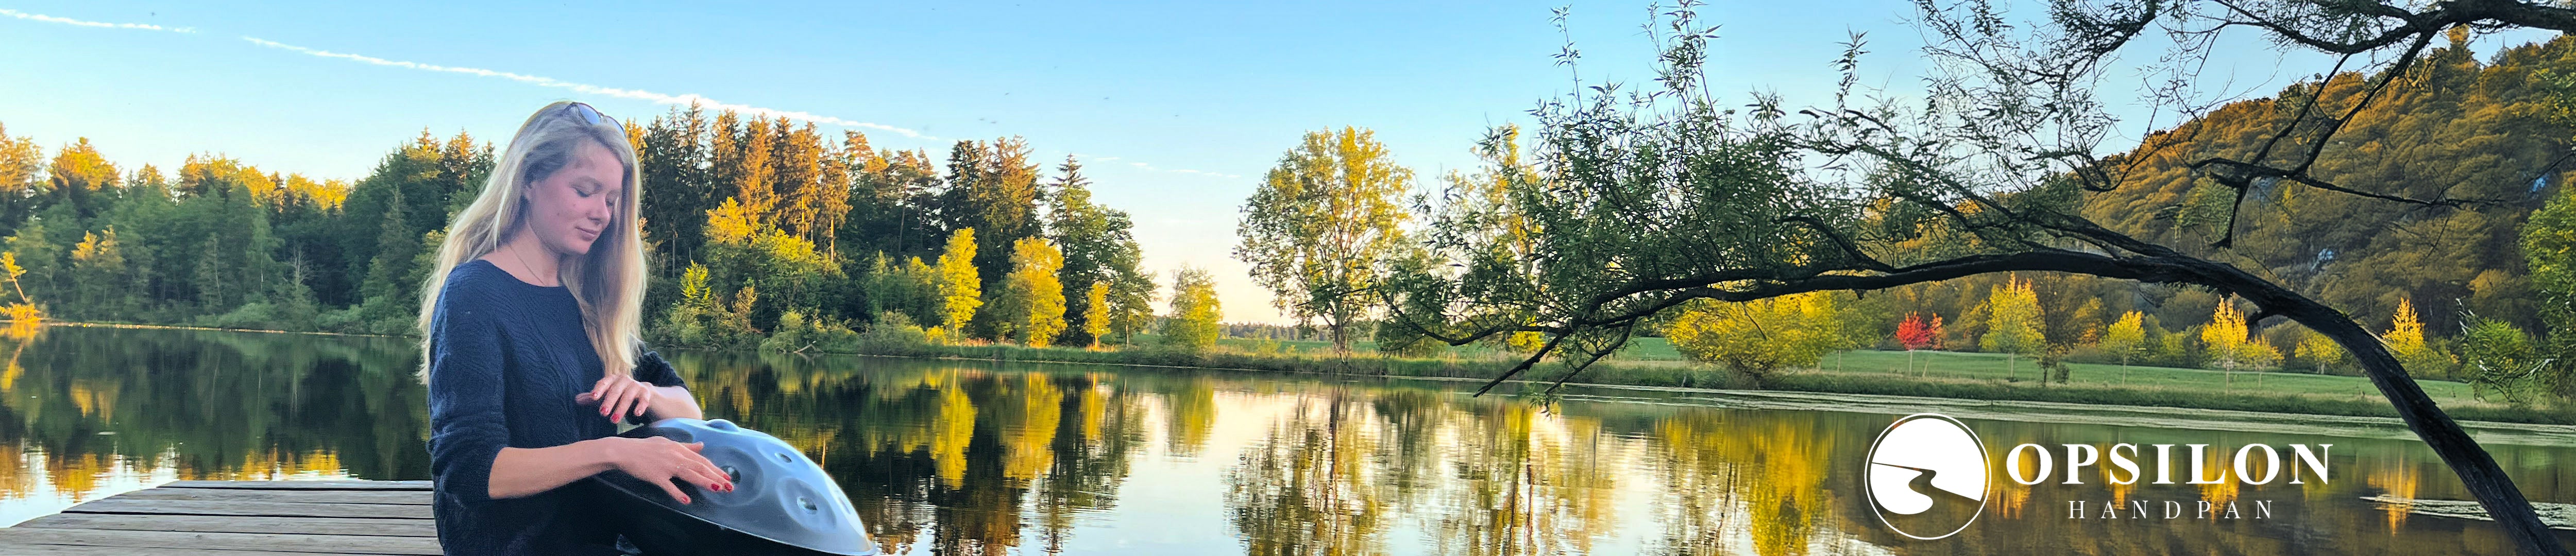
left=0, top=103, right=1172, bottom=350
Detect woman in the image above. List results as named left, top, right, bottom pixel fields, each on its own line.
left=418, top=101, right=735, bottom=555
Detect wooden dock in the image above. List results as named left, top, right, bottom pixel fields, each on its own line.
left=0, top=480, right=439, bottom=555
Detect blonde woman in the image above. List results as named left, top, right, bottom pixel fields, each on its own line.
left=419, top=101, right=734, bottom=555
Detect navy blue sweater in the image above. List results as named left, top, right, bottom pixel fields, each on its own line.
left=426, top=259, right=687, bottom=555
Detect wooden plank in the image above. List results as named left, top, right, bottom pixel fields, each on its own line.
left=61, top=498, right=433, bottom=519
left=0, top=527, right=441, bottom=554
left=156, top=480, right=431, bottom=491
left=107, top=488, right=430, bottom=505
left=0, top=543, right=347, bottom=555
left=14, top=513, right=436, bottom=537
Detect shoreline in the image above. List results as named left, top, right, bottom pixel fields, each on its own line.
left=40, top=320, right=2576, bottom=427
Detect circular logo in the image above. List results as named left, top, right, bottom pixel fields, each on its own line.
left=1864, top=413, right=1990, bottom=540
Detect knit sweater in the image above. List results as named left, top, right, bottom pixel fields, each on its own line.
left=426, top=259, right=687, bottom=555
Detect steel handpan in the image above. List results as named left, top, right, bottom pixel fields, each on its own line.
left=592, top=418, right=879, bottom=556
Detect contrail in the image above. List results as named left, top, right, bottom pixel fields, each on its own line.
left=239, top=36, right=931, bottom=140
left=0, top=8, right=191, bottom=32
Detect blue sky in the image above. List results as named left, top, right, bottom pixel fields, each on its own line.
left=1, top=2, right=2551, bottom=323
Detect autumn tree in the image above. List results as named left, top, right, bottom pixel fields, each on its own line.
left=1375, top=4, right=2572, bottom=549
left=933, top=228, right=982, bottom=341
left=2385, top=298, right=2458, bottom=379
left=1979, top=276, right=2046, bottom=380
left=993, top=237, right=1068, bottom=347
left=1894, top=312, right=1937, bottom=375
left=1664, top=292, right=1848, bottom=385
left=1082, top=282, right=1110, bottom=349
left=1235, top=127, right=1414, bottom=352
left=2100, top=311, right=2146, bottom=380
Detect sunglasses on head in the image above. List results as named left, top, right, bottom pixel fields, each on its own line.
left=566, top=102, right=618, bottom=128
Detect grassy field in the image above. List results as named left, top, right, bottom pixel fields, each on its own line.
left=1810, top=349, right=2479, bottom=401
left=892, top=335, right=2569, bottom=424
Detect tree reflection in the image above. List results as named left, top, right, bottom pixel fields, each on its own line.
left=5, top=327, right=2572, bottom=555
left=0, top=326, right=431, bottom=514
left=1225, top=390, right=1394, bottom=556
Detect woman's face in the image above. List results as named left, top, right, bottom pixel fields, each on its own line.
left=521, top=139, right=625, bottom=257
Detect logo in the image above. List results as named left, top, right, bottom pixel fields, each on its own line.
left=1865, top=413, right=1989, bottom=540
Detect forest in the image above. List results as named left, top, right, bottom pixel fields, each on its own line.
left=0, top=105, right=1176, bottom=353
left=7, top=35, right=2576, bottom=405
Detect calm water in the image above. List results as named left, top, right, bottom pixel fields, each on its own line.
left=0, top=324, right=2571, bottom=555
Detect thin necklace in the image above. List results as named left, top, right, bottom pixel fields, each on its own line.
left=505, top=243, right=558, bottom=287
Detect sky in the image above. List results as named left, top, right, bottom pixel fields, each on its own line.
left=1, top=1, right=2556, bottom=324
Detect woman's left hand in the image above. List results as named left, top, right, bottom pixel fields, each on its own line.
left=575, top=373, right=658, bottom=423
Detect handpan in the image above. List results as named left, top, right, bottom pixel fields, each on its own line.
left=591, top=418, right=880, bottom=556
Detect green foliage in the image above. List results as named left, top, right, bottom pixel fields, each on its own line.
left=863, top=253, right=943, bottom=328
left=758, top=309, right=864, bottom=354
left=1160, top=267, right=1222, bottom=352
left=1043, top=156, right=1150, bottom=348
left=1235, top=126, right=1414, bottom=351
left=2460, top=317, right=2549, bottom=404
left=2524, top=172, right=2576, bottom=398
left=0, top=107, right=1161, bottom=344
left=650, top=262, right=762, bottom=349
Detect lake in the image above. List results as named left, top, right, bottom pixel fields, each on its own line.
left=0, top=324, right=2570, bottom=555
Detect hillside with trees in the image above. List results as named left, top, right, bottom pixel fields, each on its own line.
left=0, top=105, right=1158, bottom=351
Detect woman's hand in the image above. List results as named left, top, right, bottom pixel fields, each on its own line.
left=599, top=436, right=734, bottom=503
left=576, top=373, right=658, bottom=423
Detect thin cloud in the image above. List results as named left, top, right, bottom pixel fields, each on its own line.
left=240, top=37, right=930, bottom=139
left=1, top=8, right=192, bottom=32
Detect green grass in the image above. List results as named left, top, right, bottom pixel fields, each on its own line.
left=819, top=335, right=2572, bottom=425
left=1815, top=349, right=2479, bottom=401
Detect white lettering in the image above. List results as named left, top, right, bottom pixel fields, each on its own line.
left=2153, top=444, right=2177, bottom=484
left=2187, top=444, right=2228, bottom=484
left=2064, top=444, right=2099, bottom=484
left=2290, top=444, right=2332, bottom=484
left=2008, top=443, right=2053, bottom=485
left=2109, top=443, right=2140, bottom=485
left=2235, top=444, right=2280, bottom=485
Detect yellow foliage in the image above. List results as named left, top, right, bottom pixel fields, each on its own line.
left=704, top=197, right=759, bottom=245
left=1665, top=292, right=1845, bottom=377
left=935, top=229, right=982, bottom=334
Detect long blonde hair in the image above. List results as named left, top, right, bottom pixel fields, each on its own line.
left=416, top=101, right=647, bottom=383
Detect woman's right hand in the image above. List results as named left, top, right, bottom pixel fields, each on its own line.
left=598, top=436, right=734, bottom=503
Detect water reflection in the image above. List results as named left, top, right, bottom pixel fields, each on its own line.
left=0, top=326, right=2570, bottom=555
